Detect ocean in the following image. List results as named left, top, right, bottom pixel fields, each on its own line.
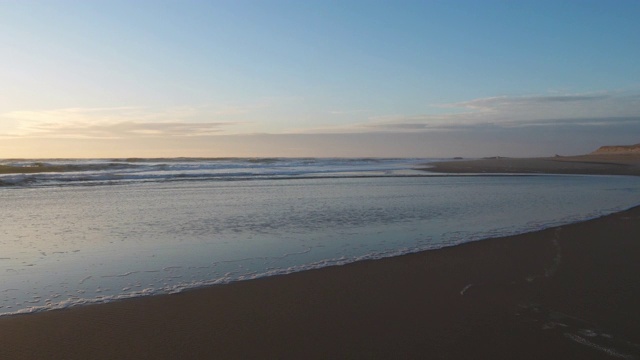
left=1, top=158, right=639, bottom=316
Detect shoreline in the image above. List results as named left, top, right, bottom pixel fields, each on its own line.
left=1, top=157, right=639, bottom=359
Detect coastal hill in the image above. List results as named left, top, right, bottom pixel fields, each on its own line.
left=590, top=143, right=640, bottom=155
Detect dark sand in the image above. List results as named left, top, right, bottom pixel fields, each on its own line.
left=1, top=158, right=640, bottom=359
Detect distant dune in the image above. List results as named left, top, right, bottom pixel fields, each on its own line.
left=590, top=143, right=640, bottom=155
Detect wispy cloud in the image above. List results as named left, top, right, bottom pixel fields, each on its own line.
left=363, top=116, right=640, bottom=132
left=0, top=106, right=249, bottom=139
left=2, top=92, right=639, bottom=140
left=442, top=93, right=612, bottom=111
left=0, top=96, right=298, bottom=139
left=23, top=120, right=236, bottom=139
left=291, top=91, right=640, bottom=134
left=327, top=109, right=369, bottom=115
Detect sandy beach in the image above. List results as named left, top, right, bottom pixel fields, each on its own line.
left=1, top=157, right=639, bottom=359
left=425, top=154, right=640, bottom=176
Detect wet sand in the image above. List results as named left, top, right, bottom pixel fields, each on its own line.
left=425, top=154, right=640, bottom=176
left=1, top=161, right=640, bottom=359
left=1, top=210, right=639, bottom=359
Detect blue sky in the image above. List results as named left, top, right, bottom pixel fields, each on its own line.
left=1, top=0, right=639, bottom=158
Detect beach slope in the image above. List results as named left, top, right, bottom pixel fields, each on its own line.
left=1, top=206, right=639, bottom=359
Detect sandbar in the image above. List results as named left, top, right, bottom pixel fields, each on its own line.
left=424, top=154, right=640, bottom=176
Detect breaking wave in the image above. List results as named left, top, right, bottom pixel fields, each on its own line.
left=0, top=158, right=431, bottom=188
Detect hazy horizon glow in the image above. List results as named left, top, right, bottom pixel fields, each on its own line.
left=2, top=1, right=639, bottom=158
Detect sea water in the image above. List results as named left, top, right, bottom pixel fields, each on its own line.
left=1, top=158, right=639, bottom=316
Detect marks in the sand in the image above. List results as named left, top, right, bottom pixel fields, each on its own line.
left=619, top=216, right=640, bottom=221
left=524, top=227, right=563, bottom=283
left=459, top=283, right=473, bottom=295
left=544, top=227, right=563, bottom=278
left=517, top=304, right=639, bottom=359
left=565, top=333, right=636, bottom=359
left=462, top=228, right=565, bottom=297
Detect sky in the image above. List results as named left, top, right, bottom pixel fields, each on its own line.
left=1, top=0, right=639, bottom=158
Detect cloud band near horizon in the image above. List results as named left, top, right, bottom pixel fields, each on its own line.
left=2, top=91, right=639, bottom=139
